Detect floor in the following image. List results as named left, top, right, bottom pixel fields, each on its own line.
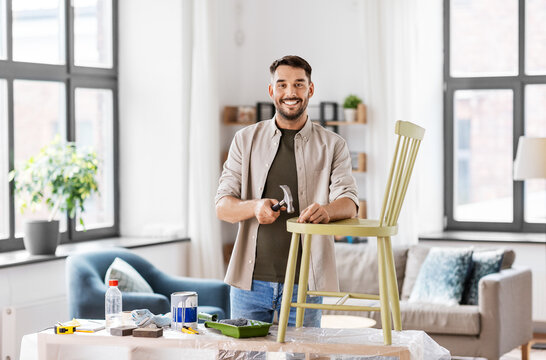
left=500, top=342, right=546, bottom=360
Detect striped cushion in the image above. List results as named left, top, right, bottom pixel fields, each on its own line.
left=105, top=257, right=154, bottom=293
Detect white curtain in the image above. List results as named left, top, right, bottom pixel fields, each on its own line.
left=362, top=0, right=444, bottom=246
left=181, top=0, right=224, bottom=279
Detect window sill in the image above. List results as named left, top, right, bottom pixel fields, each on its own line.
left=0, top=236, right=190, bottom=269
left=419, top=231, right=545, bottom=244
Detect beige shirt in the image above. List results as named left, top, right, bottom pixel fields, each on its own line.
left=215, top=118, right=358, bottom=291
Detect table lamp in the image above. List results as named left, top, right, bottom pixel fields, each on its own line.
left=513, top=137, right=546, bottom=180
left=514, top=136, right=546, bottom=351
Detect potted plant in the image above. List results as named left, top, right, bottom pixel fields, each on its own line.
left=8, top=136, right=99, bottom=255
left=342, top=94, right=362, bottom=122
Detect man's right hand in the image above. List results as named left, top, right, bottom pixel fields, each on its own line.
left=216, top=196, right=285, bottom=224
left=254, top=199, right=282, bottom=224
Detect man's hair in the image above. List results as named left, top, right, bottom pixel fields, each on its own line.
left=269, top=55, right=312, bottom=83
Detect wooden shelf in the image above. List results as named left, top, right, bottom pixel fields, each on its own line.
left=223, top=121, right=255, bottom=126
left=312, top=120, right=366, bottom=126
left=324, top=121, right=366, bottom=126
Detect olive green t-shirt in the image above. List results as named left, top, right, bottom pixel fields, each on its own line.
left=253, top=128, right=302, bottom=282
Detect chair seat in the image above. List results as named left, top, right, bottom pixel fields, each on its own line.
left=286, top=218, right=398, bottom=237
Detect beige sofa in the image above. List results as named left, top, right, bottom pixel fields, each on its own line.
left=325, top=243, right=533, bottom=360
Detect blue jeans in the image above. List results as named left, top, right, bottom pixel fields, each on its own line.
left=230, top=280, right=322, bottom=327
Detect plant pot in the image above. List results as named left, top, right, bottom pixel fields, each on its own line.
left=343, top=108, right=356, bottom=122
left=23, top=220, right=60, bottom=255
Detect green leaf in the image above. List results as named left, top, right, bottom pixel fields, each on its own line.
left=10, top=137, right=100, bottom=220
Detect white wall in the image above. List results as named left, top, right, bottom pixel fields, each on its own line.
left=217, top=0, right=367, bottom=107
left=0, top=242, right=190, bottom=360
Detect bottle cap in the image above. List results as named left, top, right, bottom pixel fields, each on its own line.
left=109, top=279, right=119, bottom=286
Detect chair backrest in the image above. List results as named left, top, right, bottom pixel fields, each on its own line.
left=379, top=121, right=425, bottom=227
left=66, top=248, right=167, bottom=318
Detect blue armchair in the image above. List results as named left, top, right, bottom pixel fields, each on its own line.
left=66, top=247, right=230, bottom=320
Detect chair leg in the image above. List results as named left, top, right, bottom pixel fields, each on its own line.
left=521, top=342, right=530, bottom=360
left=277, top=232, right=301, bottom=343
left=383, top=236, right=402, bottom=331
left=296, top=234, right=312, bottom=327
left=377, top=237, right=392, bottom=345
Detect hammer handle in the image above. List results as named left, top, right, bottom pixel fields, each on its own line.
left=272, top=199, right=286, bottom=211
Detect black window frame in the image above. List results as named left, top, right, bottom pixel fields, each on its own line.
left=0, top=0, right=119, bottom=252
left=444, top=0, right=546, bottom=233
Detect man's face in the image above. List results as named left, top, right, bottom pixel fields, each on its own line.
left=269, top=65, right=314, bottom=122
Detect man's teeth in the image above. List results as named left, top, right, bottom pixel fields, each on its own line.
left=284, top=100, right=298, bottom=105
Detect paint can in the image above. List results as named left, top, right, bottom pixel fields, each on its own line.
left=171, top=291, right=198, bottom=330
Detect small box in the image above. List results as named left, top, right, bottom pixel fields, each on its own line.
left=237, top=106, right=256, bottom=123
left=132, top=327, right=163, bottom=338
left=356, top=103, right=367, bottom=123
left=357, top=153, right=367, bottom=172
left=223, top=106, right=238, bottom=124
left=110, top=325, right=136, bottom=336
left=358, top=200, right=367, bottom=219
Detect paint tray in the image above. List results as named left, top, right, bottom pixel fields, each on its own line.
left=204, top=319, right=272, bottom=338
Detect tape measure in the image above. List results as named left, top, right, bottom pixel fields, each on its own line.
left=55, top=325, right=76, bottom=334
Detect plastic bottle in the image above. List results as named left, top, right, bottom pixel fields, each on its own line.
left=105, top=279, right=122, bottom=331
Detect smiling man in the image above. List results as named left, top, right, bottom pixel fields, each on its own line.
left=215, top=55, right=358, bottom=327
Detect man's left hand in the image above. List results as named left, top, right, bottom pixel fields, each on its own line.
left=298, top=202, right=331, bottom=224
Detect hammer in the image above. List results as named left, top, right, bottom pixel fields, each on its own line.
left=271, top=185, right=294, bottom=213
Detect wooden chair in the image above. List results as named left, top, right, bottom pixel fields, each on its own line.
left=277, top=120, right=425, bottom=345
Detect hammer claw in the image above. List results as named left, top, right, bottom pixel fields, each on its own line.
left=271, top=185, right=294, bottom=214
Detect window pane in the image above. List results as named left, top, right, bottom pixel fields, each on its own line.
left=12, top=0, right=65, bottom=64
left=454, top=90, right=514, bottom=222
left=0, top=80, right=7, bottom=238
left=526, top=0, right=546, bottom=75
left=451, top=0, right=518, bottom=77
left=74, top=0, right=113, bottom=68
left=14, top=80, right=66, bottom=235
left=526, top=85, right=546, bottom=137
left=523, top=85, right=546, bottom=223
left=0, top=0, right=6, bottom=60
left=75, top=88, right=114, bottom=230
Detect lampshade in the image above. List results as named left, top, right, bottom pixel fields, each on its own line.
left=513, top=137, right=546, bottom=180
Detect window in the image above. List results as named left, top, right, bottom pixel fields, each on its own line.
left=13, top=80, right=67, bottom=235
left=74, top=0, right=113, bottom=68
left=74, top=87, right=115, bottom=232
left=0, top=80, right=7, bottom=239
left=12, top=0, right=66, bottom=64
left=0, top=0, right=118, bottom=251
left=0, top=0, right=6, bottom=60
left=445, top=0, right=546, bottom=232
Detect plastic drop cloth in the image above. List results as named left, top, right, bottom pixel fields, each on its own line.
left=20, top=325, right=450, bottom=360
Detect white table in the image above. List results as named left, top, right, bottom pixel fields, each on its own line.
left=20, top=325, right=450, bottom=360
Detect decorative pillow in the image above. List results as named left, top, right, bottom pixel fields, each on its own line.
left=335, top=243, right=408, bottom=295
left=105, top=257, right=154, bottom=293
left=461, top=249, right=504, bottom=305
left=401, top=245, right=431, bottom=300
left=408, top=247, right=473, bottom=306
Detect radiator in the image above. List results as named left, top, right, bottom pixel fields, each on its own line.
left=2, top=296, right=67, bottom=360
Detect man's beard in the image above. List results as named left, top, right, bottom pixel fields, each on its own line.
left=275, top=97, right=309, bottom=121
